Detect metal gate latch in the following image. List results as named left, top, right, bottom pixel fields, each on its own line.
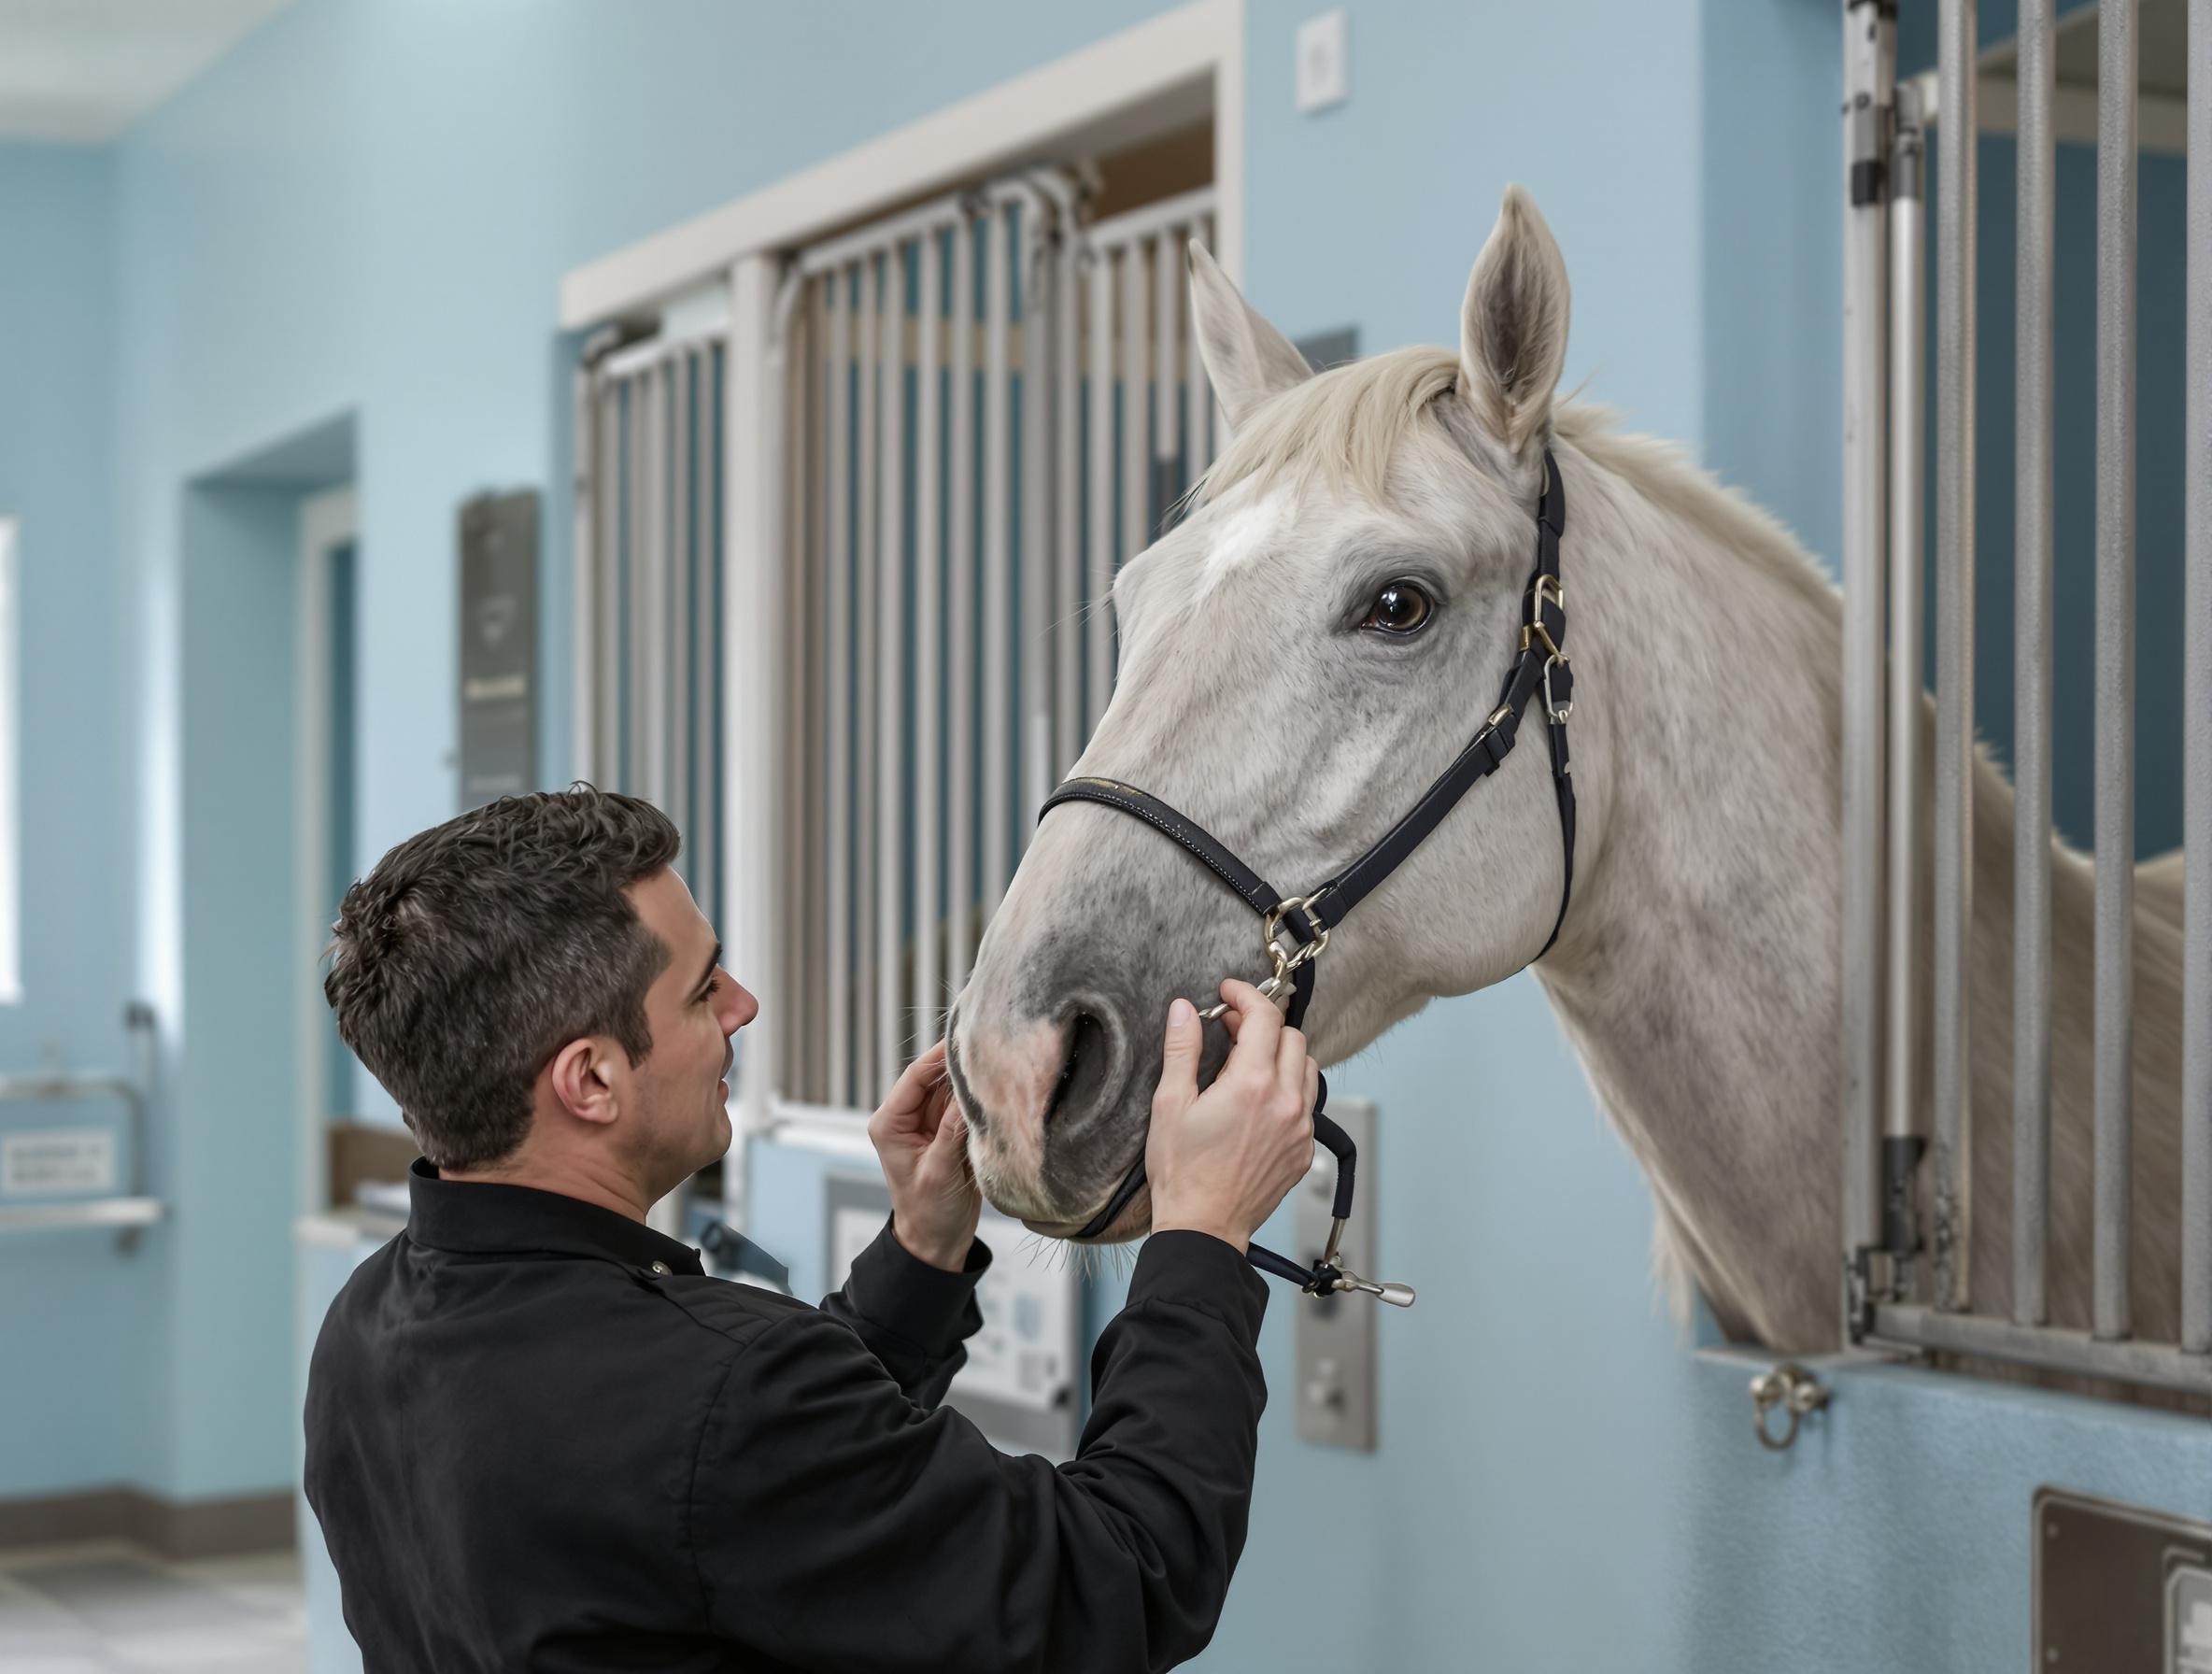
left=1749, top=1362, right=1830, bottom=1452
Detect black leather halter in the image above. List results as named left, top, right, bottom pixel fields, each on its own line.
left=1036, top=449, right=1577, bottom=1303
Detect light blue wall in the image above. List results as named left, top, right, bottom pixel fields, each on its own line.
left=0, top=143, right=159, bottom=1499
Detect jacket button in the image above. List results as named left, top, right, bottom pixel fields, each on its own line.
left=648, top=1261, right=671, bottom=1276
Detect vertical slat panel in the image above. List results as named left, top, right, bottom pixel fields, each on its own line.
left=1085, top=251, right=1114, bottom=731
left=2093, top=0, right=2137, bottom=1342
left=982, top=206, right=1013, bottom=915
left=915, top=238, right=943, bottom=1047
left=948, top=220, right=977, bottom=1001
left=878, top=244, right=908, bottom=1080
left=642, top=364, right=668, bottom=809
left=1121, top=237, right=1149, bottom=562
left=1184, top=230, right=1208, bottom=491
left=1887, top=93, right=1925, bottom=1182
left=798, top=305, right=827, bottom=1103
left=825, top=275, right=853, bottom=1108
left=1840, top=0, right=1892, bottom=1294
left=1933, top=0, right=1976, bottom=1312
left=2015, top=0, right=2057, bottom=1326
left=782, top=298, right=812, bottom=1105
left=597, top=380, right=622, bottom=787
left=855, top=256, right=881, bottom=1103
left=1055, top=229, right=1083, bottom=775
left=2184, top=0, right=2212, bottom=1357
left=670, top=357, right=693, bottom=863
left=690, top=350, right=719, bottom=935
left=1154, top=229, right=1178, bottom=515
left=1020, top=208, right=1052, bottom=828
left=573, top=365, right=599, bottom=784
left=629, top=372, right=653, bottom=795
left=703, top=343, right=727, bottom=931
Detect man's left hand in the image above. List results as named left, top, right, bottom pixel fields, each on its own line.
left=867, top=1041, right=982, bottom=1272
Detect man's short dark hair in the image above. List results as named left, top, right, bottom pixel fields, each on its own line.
left=325, top=786, right=683, bottom=1169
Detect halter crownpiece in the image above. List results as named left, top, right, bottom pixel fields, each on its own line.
left=1039, top=448, right=1578, bottom=1305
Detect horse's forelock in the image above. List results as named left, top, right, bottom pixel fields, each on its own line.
left=1194, top=345, right=1463, bottom=509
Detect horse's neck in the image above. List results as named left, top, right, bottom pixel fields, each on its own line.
left=1530, top=454, right=1851, bottom=1348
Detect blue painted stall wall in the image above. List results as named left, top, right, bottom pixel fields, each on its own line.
left=0, top=144, right=159, bottom=1498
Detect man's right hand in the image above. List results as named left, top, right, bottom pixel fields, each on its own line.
left=1145, top=981, right=1319, bottom=1253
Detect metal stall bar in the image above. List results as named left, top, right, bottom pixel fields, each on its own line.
left=1121, top=235, right=1150, bottom=564
left=948, top=214, right=977, bottom=1001
left=1870, top=1305, right=2212, bottom=1396
left=1021, top=205, right=1053, bottom=828
left=1932, top=0, right=1976, bottom=1314
left=1840, top=0, right=1893, bottom=1321
left=642, top=363, right=668, bottom=810
left=573, top=358, right=600, bottom=785
left=982, top=206, right=1014, bottom=918
left=1154, top=229, right=1180, bottom=522
left=1055, top=213, right=1083, bottom=776
left=697, top=348, right=725, bottom=936
left=2015, top=0, right=2057, bottom=1327
left=855, top=253, right=881, bottom=1103
left=2093, top=0, right=2137, bottom=1343
left=1085, top=248, right=1114, bottom=733
left=670, top=354, right=693, bottom=873
left=597, top=374, right=622, bottom=787
left=915, top=234, right=944, bottom=1049
left=2186, top=0, right=2212, bottom=1358
left=782, top=292, right=812, bottom=1107
left=825, top=271, right=854, bottom=1109
left=1887, top=75, right=1927, bottom=1280
left=800, top=305, right=830, bottom=1103
left=878, top=242, right=909, bottom=1080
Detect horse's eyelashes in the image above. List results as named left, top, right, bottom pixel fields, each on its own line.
left=1360, top=580, right=1435, bottom=636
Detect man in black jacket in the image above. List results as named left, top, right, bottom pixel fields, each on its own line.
left=305, top=787, right=1317, bottom=1672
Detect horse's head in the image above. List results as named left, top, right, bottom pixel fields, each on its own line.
left=949, top=186, right=1593, bottom=1238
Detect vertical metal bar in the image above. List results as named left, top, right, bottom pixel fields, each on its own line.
left=642, top=363, right=668, bottom=811
left=799, top=299, right=828, bottom=1104
left=1121, top=235, right=1149, bottom=562
left=1887, top=87, right=1924, bottom=1174
left=782, top=295, right=812, bottom=1108
left=629, top=372, right=653, bottom=796
left=1085, top=249, right=1114, bottom=732
left=1841, top=0, right=1893, bottom=1316
left=669, top=356, right=693, bottom=862
left=1020, top=208, right=1052, bottom=831
left=878, top=243, right=908, bottom=1081
left=598, top=380, right=623, bottom=787
left=983, top=206, right=1013, bottom=916
left=915, top=237, right=943, bottom=1048
left=1184, top=228, right=1208, bottom=494
left=690, top=350, right=718, bottom=940
left=1154, top=229, right=1178, bottom=515
left=573, top=364, right=599, bottom=785
left=2093, top=0, right=2137, bottom=1342
left=2015, top=0, right=2056, bottom=1327
left=2184, top=0, right=2212, bottom=1357
left=825, top=273, right=853, bottom=1108
left=855, top=255, right=881, bottom=1105
left=1055, top=225, right=1083, bottom=776
left=948, top=219, right=977, bottom=1001
left=1933, top=0, right=1975, bottom=1313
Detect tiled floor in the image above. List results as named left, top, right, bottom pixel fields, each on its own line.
left=0, top=1543, right=305, bottom=1673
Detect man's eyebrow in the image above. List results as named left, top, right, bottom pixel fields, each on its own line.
left=693, top=943, right=722, bottom=994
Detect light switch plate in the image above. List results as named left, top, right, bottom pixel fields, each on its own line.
left=1296, top=10, right=1349, bottom=114
left=1294, top=1096, right=1378, bottom=1450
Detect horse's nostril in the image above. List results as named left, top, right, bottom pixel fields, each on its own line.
left=1048, top=1012, right=1107, bottom=1128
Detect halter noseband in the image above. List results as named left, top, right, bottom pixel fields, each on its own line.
left=1036, top=449, right=1578, bottom=1306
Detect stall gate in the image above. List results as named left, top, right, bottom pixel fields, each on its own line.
left=766, top=176, right=1220, bottom=1128
left=1838, top=0, right=2208, bottom=1397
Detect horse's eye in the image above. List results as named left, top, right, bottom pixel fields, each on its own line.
left=1361, top=581, right=1434, bottom=635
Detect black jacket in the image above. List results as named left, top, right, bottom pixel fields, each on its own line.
left=304, top=1160, right=1271, bottom=1672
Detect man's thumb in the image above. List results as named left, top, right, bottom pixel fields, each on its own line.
left=1155, top=998, right=1201, bottom=1110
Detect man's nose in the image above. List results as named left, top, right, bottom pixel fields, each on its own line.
left=724, top=979, right=759, bottom=1031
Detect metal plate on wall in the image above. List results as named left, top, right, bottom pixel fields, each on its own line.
left=2033, top=1487, right=2212, bottom=1672
left=458, top=488, right=539, bottom=808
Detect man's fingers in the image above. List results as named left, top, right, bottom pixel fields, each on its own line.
left=1217, top=980, right=1282, bottom=1076
left=872, top=1041, right=949, bottom=1138
left=1154, top=998, right=1203, bottom=1113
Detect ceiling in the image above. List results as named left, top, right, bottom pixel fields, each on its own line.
left=0, top=0, right=293, bottom=143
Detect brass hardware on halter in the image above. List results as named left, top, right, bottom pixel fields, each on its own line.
left=1193, top=894, right=1331, bottom=1023
left=1521, top=575, right=1567, bottom=660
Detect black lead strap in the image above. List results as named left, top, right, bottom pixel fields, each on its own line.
left=1038, top=449, right=1576, bottom=1306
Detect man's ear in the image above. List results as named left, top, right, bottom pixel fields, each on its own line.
left=546, top=1037, right=622, bottom=1129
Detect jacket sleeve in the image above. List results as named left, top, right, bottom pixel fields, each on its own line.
left=817, top=1218, right=992, bottom=1410
left=690, top=1230, right=1269, bottom=1674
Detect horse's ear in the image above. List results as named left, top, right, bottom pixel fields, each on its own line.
left=1186, top=242, right=1312, bottom=433
left=1459, top=184, right=1571, bottom=461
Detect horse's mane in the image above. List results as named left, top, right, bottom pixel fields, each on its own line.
left=1197, top=343, right=1842, bottom=623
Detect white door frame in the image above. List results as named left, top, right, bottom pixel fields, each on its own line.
left=295, top=485, right=357, bottom=1217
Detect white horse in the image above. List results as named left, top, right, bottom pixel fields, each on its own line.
left=945, top=185, right=2187, bottom=1360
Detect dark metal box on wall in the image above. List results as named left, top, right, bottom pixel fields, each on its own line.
left=458, top=489, right=540, bottom=808
left=2033, top=1488, right=2212, bottom=1672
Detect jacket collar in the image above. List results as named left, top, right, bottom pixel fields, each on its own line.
left=404, top=1157, right=703, bottom=1275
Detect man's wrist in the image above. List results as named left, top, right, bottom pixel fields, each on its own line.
left=1148, top=1212, right=1249, bottom=1255
left=890, top=1217, right=974, bottom=1273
